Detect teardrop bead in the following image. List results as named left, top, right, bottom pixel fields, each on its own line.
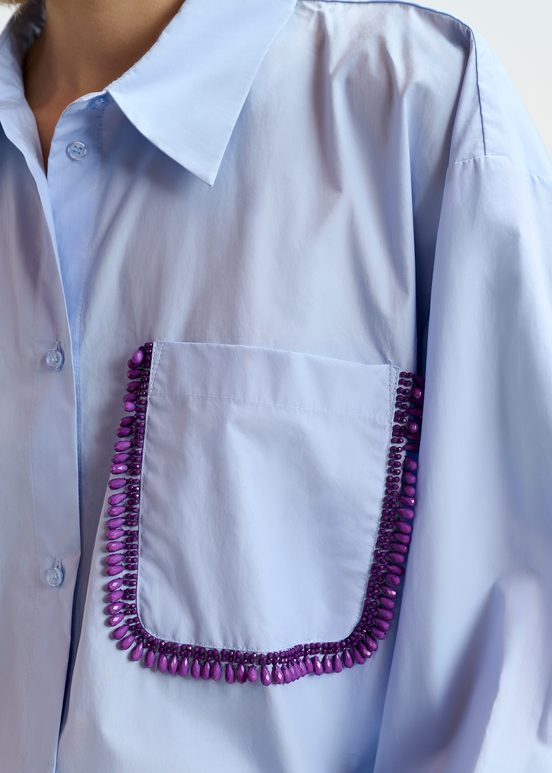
left=236, top=664, right=247, bottom=683
left=201, top=660, right=211, bottom=679
left=111, top=624, right=129, bottom=640
left=225, top=663, right=235, bottom=683
left=272, top=664, right=284, bottom=684
left=144, top=649, right=156, bottom=668
left=168, top=655, right=179, bottom=674
left=260, top=665, right=272, bottom=686
left=332, top=653, right=343, bottom=673
left=178, top=656, right=190, bottom=676
left=211, top=661, right=222, bottom=681
left=118, top=634, right=135, bottom=650
left=247, top=665, right=258, bottom=682
left=322, top=655, right=333, bottom=673
left=191, top=658, right=201, bottom=679
left=130, top=641, right=144, bottom=661
left=342, top=649, right=354, bottom=668
left=312, top=656, right=323, bottom=676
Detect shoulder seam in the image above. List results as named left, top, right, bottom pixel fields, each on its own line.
left=297, top=0, right=487, bottom=157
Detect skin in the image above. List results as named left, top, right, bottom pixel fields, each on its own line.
left=21, top=0, right=185, bottom=173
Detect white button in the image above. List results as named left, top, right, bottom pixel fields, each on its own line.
left=46, top=559, right=65, bottom=587
left=45, top=343, right=64, bottom=371
left=88, top=94, right=108, bottom=110
left=66, top=140, right=87, bottom=160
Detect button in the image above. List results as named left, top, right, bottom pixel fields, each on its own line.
left=88, top=94, right=109, bottom=110
left=66, top=140, right=88, bottom=160
left=45, top=342, right=65, bottom=371
left=46, top=559, right=65, bottom=587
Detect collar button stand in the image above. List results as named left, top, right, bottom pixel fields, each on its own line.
left=66, top=140, right=88, bottom=160
left=45, top=343, right=65, bottom=371
left=46, top=559, right=65, bottom=588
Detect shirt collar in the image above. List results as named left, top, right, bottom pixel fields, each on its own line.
left=0, top=0, right=297, bottom=186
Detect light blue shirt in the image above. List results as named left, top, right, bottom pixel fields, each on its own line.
left=1, top=0, right=552, bottom=771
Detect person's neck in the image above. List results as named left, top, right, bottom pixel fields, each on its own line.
left=22, top=0, right=185, bottom=108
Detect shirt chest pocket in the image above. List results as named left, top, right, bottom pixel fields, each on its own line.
left=102, top=341, right=424, bottom=686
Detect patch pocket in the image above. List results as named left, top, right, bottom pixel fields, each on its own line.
left=103, top=341, right=424, bottom=685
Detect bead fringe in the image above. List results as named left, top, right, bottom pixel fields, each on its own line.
left=103, top=343, right=425, bottom=686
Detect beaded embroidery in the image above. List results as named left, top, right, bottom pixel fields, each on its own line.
left=103, top=342, right=425, bottom=685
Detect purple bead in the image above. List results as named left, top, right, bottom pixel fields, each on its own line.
left=404, top=458, right=418, bottom=471
left=298, top=660, right=308, bottom=677
left=395, top=521, right=413, bottom=534
left=107, top=613, right=125, bottom=626
left=353, top=647, right=366, bottom=665
left=108, top=590, right=124, bottom=602
left=382, top=587, right=397, bottom=599
left=106, top=566, right=123, bottom=576
left=109, top=478, right=126, bottom=490
left=397, top=507, right=415, bottom=520
left=114, top=440, right=132, bottom=452
left=111, top=463, right=129, bottom=474
left=127, top=369, right=142, bottom=379
left=191, top=658, right=201, bottom=679
left=211, top=661, right=222, bottom=681
left=225, top=663, right=235, bottom=683
left=130, top=641, right=144, bottom=661
left=106, top=602, right=124, bottom=614
left=106, top=541, right=124, bottom=553
left=272, top=664, right=284, bottom=685
left=108, top=505, right=126, bottom=516
left=247, top=665, right=258, bottom=682
left=332, top=653, right=343, bottom=672
left=111, top=624, right=129, bottom=640
left=111, top=450, right=130, bottom=464
left=342, top=649, right=354, bottom=668
left=402, top=471, right=417, bottom=485
left=236, top=664, right=247, bottom=683
left=401, top=485, right=416, bottom=497
left=201, top=661, right=211, bottom=679
left=116, top=428, right=132, bottom=438
left=106, top=555, right=123, bottom=566
left=389, top=552, right=405, bottom=564
left=168, top=655, right=179, bottom=674
left=357, top=642, right=371, bottom=658
left=106, top=520, right=125, bottom=532
left=261, top=665, right=272, bottom=686
left=380, top=598, right=395, bottom=610
left=131, top=348, right=144, bottom=366
left=144, top=649, right=156, bottom=668
left=385, top=574, right=401, bottom=586
left=108, top=492, right=127, bottom=505
left=312, top=656, right=323, bottom=676
left=372, top=628, right=387, bottom=640
left=394, top=533, right=411, bottom=545
left=399, top=496, right=416, bottom=507
left=283, top=665, right=292, bottom=683
left=106, top=529, right=124, bottom=540
left=365, top=636, right=379, bottom=651
left=157, top=653, right=168, bottom=672
left=178, top=656, right=190, bottom=677
left=118, top=633, right=135, bottom=650
left=322, top=655, right=333, bottom=673
left=124, top=401, right=136, bottom=412
left=377, top=608, right=394, bottom=622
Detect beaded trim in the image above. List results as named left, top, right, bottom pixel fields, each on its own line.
left=103, top=342, right=425, bottom=686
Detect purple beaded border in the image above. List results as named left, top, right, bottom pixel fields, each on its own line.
left=102, top=342, right=425, bottom=686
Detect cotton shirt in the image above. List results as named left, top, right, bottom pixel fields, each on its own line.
left=1, top=0, right=552, bottom=771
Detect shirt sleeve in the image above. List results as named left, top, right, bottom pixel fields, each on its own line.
left=373, top=25, right=552, bottom=773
